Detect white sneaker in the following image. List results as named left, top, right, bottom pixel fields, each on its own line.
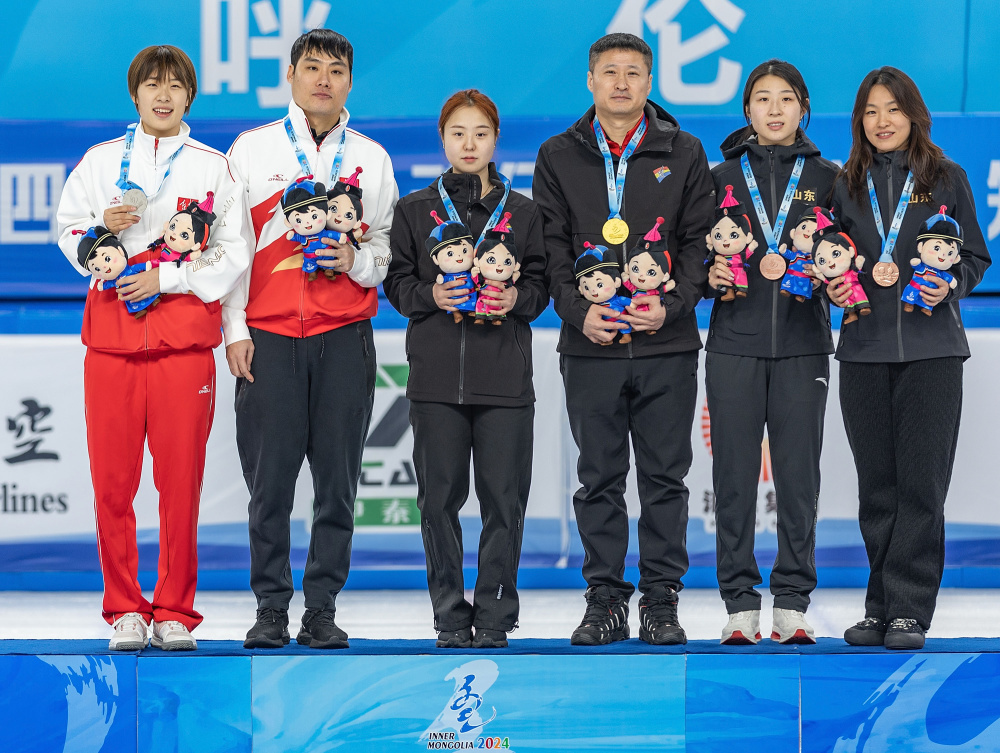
left=109, top=612, right=149, bottom=651
left=771, top=608, right=817, bottom=644
left=151, top=620, right=197, bottom=651
left=721, top=610, right=761, bottom=645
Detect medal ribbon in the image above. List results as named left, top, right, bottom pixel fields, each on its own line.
left=867, top=170, right=915, bottom=263
left=594, top=116, right=647, bottom=221
left=283, top=115, right=347, bottom=185
left=116, top=123, right=184, bottom=196
left=740, top=153, right=804, bottom=254
left=437, top=172, right=512, bottom=247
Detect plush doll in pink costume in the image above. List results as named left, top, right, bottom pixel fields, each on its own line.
left=706, top=184, right=757, bottom=301
left=147, top=192, right=217, bottom=266
left=811, top=211, right=870, bottom=324
left=319, top=165, right=365, bottom=280
left=625, top=216, right=676, bottom=335
left=471, top=212, right=520, bottom=325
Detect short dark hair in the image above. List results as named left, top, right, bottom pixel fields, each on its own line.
left=588, top=33, right=652, bottom=74
left=290, top=29, right=353, bottom=74
left=127, top=46, right=198, bottom=114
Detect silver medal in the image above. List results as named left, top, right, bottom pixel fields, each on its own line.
left=122, top=188, right=148, bottom=216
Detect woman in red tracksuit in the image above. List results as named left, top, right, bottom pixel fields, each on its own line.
left=56, top=46, right=248, bottom=651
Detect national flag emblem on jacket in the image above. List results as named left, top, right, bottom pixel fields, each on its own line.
left=654, top=165, right=671, bottom=183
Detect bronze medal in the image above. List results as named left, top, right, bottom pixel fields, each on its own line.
left=602, top=218, right=630, bottom=245
left=759, top=253, right=786, bottom=280
left=872, top=261, right=899, bottom=287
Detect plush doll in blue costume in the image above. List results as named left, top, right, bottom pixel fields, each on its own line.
left=575, top=241, right=632, bottom=345
left=902, top=205, right=962, bottom=316
left=281, top=176, right=339, bottom=281
left=427, top=210, right=477, bottom=324
left=75, top=226, right=159, bottom=318
left=778, top=206, right=829, bottom=302
left=320, top=166, right=365, bottom=280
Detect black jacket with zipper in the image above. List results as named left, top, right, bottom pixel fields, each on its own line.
left=707, top=129, right=839, bottom=359
left=533, top=101, right=715, bottom=358
left=831, top=151, right=991, bottom=363
left=383, top=164, right=549, bottom=407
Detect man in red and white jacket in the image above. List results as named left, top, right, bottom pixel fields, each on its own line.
left=223, top=29, right=397, bottom=649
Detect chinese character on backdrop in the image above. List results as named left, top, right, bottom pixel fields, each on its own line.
left=5, top=399, right=59, bottom=464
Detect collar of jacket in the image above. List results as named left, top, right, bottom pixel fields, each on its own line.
left=431, top=162, right=506, bottom=210
left=134, top=120, right=189, bottom=162
left=719, top=127, right=822, bottom=165
left=286, top=100, right=350, bottom=150
left=569, top=100, right=679, bottom=156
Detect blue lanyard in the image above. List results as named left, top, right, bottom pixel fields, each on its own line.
left=436, top=172, right=512, bottom=247
left=593, top=116, right=646, bottom=220
left=867, top=170, right=915, bottom=263
left=283, top=115, right=347, bottom=184
left=116, top=124, right=184, bottom=196
left=740, top=153, right=804, bottom=254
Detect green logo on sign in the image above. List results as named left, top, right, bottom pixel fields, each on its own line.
left=354, top=497, right=420, bottom=526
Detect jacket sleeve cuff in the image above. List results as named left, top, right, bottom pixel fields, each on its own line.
left=157, top=262, right=186, bottom=295
left=222, top=308, right=251, bottom=346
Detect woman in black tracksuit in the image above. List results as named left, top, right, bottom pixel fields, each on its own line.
left=383, top=90, right=549, bottom=649
left=706, top=60, right=839, bottom=645
left=828, top=67, right=990, bottom=649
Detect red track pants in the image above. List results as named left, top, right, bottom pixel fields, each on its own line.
left=84, top=348, right=215, bottom=630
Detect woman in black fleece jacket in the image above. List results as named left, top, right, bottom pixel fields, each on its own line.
left=383, top=90, right=549, bottom=650
left=827, top=67, right=991, bottom=650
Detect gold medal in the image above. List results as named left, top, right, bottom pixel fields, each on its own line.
left=759, top=253, right=787, bottom=280
left=602, top=218, right=630, bottom=245
left=873, top=261, right=899, bottom=287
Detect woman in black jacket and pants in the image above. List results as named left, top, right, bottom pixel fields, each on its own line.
left=383, top=90, right=549, bottom=648
left=706, top=60, right=839, bottom=645
left=828, top=67, right=991, bottom=649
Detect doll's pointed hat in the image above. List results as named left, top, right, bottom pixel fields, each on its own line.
left=574, top=241, right=620, bottom=279
left=330, top=166, right=364, bottom=202
left=477, top=212, right=518, bottom=258
left=74, top=225, right=124, bottom=269
left=183, top=191, right=217, bottom=229
left=426, top=210, right=473, bottom=256
left=807, top=206, right=840, bottom=238
left=917, top=205, right=964, bottom=245
left=715, top=184, right=748, bottom=221
left=627, top=216, right=672, bottom=274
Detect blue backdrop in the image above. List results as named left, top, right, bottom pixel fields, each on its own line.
left=2, top=0, right=1000, bottom=294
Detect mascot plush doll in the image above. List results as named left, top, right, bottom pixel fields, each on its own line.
left=707, top=185, right=757, bottom=301
left=778, top=206, right=823, bottom=302
left=426, top=210, right=477, bottom=323
left=811, top=210, right=870, bottom=324
left=575, top=241, right=631, bottom=345
left=624, top=216, right=676, bottom=335
left=147, top=192, right=217, bottom=266
left=75, top=226, right=159, bottom=318
left=281, top=176, right=340, bottom=281
left=902, top=205, right=962, bottom=316
left=471, top=212, right=520, bottom=325
left=319, top=166, right=365, bottom=280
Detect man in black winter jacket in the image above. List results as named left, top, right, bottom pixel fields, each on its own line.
left=532, top=32, right=715, bottom=645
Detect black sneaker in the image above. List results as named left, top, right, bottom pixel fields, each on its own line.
left=638, top=585, right=687, bottom=645
left=436, top=627, right=473, bottom=648
left=884, top=618, right=926, bottom=650
left=244, top=607, right=290, bottom=649
left=296, top=609, right=349, bottom=649
left=570, top=585, right=629, bottom=645
left=844, top=617, right=887, bottom=646
left=472, top=629, right=508, bottom=649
